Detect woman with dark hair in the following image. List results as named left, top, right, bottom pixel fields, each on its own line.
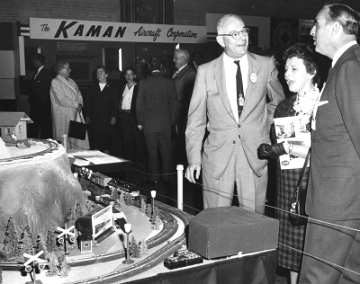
left=85, top=66, right=118, bottom=153
left=50, top=60, right=89, bottom=149
left=258, top=43, right=323, bottom=284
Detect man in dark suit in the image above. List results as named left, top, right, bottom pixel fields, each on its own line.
left=136, top=56, right=177, bottom=185
left=172, top=48, right=196, bottom=166
left=185, top=14, right=284, bottom=212
left=299, top=3, right=360, bottom=283
left=118, top=66, right=145, bottom=168
left=189, top=50, right=202, bottom=72
left=28, top=53, right=53, bottom=139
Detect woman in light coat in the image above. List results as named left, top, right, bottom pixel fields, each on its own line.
left=50, top=60, right=89, bottom=149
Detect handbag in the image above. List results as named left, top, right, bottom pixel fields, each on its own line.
left=68, top=111, right=87, bottom=140
left=288, top=149, right=311, bottom=226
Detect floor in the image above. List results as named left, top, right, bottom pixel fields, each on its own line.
left=110, top=163, right=289, bottom=284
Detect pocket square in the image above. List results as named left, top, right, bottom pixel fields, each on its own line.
left=319, top=100, right=329, bottom=106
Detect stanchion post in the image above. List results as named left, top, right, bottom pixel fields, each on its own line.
left=62, top=134, right=68, bottom=150
left=176, top=164, right=184, bottom=210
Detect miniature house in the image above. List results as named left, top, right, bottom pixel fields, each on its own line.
left=0, top=112, right=33, bottom=142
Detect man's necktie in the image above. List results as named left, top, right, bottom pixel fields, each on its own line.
left=234, top=60, right=245, bottom=116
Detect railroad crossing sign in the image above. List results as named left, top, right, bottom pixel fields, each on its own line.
left=23, top=250, right=44, bottom=267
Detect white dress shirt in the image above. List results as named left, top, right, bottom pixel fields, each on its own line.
left=121, top=83, right=136, bottom=110
left=223, top=52, right=249, bottom=122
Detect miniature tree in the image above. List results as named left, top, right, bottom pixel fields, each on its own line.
left=46, top=251, right=59, bottom=277
left=46, top=230, right=58, bottom=253
left=3, top=218, right=12, bottom=251
left=58, top=254, right=71, bottom=277
left=125, top=193, right=132, bottom=206
left=66, top=208, right=77, bottom=227
left=129, top=235, right=137, bottom=257
left=119, top=192, right=125, bottom=204
left=5, top=219, right=20, bottom=258
left=75, top=203, right=83, bottom=219
left=17, top=226, right=34, bottom=259
left=154, top=207, right=160, bottom=218
left=150, top=212, right=156, bottom=224
left=85, top=199, right=94, bottom=212
left=145, top=204, right=152, bottom=217
left=111, top=187, right=120, bottom=202
left=141, top=239, right=148, bottom=256
left=140, top=198, right=146, bottom=214
left=36, top=234, right=47, bottom=255
left=134, top=242, right=142, bottom=258
left=153, top=215, right=162, bottom=231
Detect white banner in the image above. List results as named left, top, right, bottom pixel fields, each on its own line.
left=29, top=18, right=207, bottom=44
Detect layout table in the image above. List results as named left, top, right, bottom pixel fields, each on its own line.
left=68, top=149, right=132, bottom=179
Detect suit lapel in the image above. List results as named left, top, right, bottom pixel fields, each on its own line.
left=245, top=53, right=259, bottom=99
left=214, top=54, right=237, bottom=122
left=239, top=53, right=260, bottom=123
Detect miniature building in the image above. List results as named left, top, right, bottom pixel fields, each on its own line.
left=0, top=112, right=33, bottom=142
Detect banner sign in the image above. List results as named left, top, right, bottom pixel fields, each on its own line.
left=29, top=18, right=207, bottom=43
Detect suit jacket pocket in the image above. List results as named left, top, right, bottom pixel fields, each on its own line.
left=318, top=100, right=335, bottom=111
left=321, top=165, right=352, bottom=178
left=316, top=165, right=353, bottom=206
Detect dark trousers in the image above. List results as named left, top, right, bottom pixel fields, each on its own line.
left=300, top=218, right=360, bottom=283
left=28, top=106, right=52, bottom=139
left=119, top=112, right=145, bottom=164
left=144, top=131, right=171, bottom=182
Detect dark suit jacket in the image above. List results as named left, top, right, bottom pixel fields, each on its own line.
left=28, top=67, right=53, bottom=108
left=307, top=44, right=360, bottom=220
left=136, top=71, right=177, bottom=133
left=172, top=64, right=196, bottom=128
left=118, top=83, right=139, bottom=118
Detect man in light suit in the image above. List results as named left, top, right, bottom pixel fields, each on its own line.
left=137, top=56, right=177, bottom=185
left=185, top=14, right=284, bottom=213
left=299, top=4, right=360, bottom=283
left=172, top=48, right=196, bottom=166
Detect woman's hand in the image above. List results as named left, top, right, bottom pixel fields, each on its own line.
left=77, top=103, right=83, bottom=112
left=258, top=143, right=287, bottom=159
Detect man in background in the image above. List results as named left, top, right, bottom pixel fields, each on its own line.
left=300, top=3, right=360, bottom=283
left=172, top=49, right=196, bottom=166
left=185, top=14, right=284, bottom=213
left=189, top=50, right=203, bottom=72
left=118, top=66, right=145, bottom=169
left=28, top=53, right=53, bottom=139
left=137, top=56, right=177, bottom=185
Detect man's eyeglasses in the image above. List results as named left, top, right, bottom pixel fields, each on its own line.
left=218, top=28, right=250, bottom=40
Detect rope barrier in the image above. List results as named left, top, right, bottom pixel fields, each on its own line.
left=279, top=242, right=360, bottom=277
left=67, top=138, right=359, bottom=277
left=60, top=137, right=89, bottom=150
left=129, top=164, right=360, bottom=277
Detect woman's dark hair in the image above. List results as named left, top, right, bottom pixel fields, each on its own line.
left=283, top=44, right=320, bottom=86
left=123, top=66, right=136, bottom=75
